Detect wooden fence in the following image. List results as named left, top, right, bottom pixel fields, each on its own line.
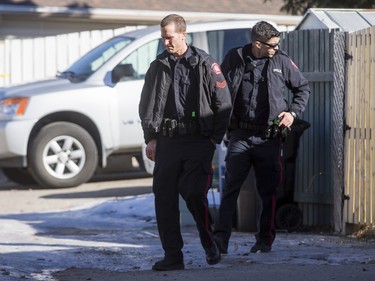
left=344, top=26, right=375, bottom=232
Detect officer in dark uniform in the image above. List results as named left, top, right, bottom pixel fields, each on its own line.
left=214, top=21, right=310, bottom=254
left=139, top=14, right=231, bottom=271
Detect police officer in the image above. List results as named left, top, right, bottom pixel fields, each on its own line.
left=139, top=14, right=231, bottom=271
left=214, top=21, right=310, bottom=254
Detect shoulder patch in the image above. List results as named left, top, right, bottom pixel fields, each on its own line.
left=216, top=80, right=227, bottom=88
left=211, top=62, right=222, bottom=75
left=290, top=59, right=299, bottom=69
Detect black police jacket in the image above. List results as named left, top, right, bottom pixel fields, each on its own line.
left=221, top=44, right=310, bottom=126
left=139, top=46, right=232, bottom=144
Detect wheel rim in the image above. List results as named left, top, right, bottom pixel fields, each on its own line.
left=42, top=135, right=86, bottom=179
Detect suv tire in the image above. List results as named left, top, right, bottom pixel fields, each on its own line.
left=28, top=122, right=98, bottom=188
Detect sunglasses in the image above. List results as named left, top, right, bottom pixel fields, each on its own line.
left=258, top=41, right=280, bottom=49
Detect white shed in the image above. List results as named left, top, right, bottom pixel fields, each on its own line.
left=296, top=8, right=375, bottom=32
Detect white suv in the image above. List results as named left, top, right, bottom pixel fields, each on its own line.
left=0, top=20, right=259, bottom=188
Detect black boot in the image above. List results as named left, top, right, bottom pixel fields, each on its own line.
left=214, top=235, right=228, bottom=254
left=250, top=241, right=272, bottom=253
left=205, top=244, right=221, bottom=265
left=152, top=257, right=184, bottom=271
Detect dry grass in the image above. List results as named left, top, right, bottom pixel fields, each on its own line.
left=352, top=225, right=375, bottom=240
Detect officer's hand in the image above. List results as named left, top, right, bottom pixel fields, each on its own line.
left=146, top=139, right=157, bottom=161
left=278, top=112, right=294, bottom=128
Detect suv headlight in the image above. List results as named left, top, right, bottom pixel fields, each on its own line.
left=0, top=97, right=30, bottom=118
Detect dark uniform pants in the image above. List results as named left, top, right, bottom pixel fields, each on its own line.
left=153, top=135, right=216, bottom=260
left=214, top=135, right=283, bottom=247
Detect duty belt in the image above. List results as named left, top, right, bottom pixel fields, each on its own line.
left=237, top=121, right=266, bottom=132
left=161, top=118, right=199, bottom=138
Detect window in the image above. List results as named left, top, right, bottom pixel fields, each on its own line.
left=118, top=39, right=165, bottom=80
left=120, top=34, right=192, bottom=79
left=66, top=36, right=133, bottom=78
left=207, top=29, right=251, bottom=63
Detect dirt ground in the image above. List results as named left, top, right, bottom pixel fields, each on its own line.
left=1, top=175, right=375, bottom=281
left=52, top=263, right=375, bottom=281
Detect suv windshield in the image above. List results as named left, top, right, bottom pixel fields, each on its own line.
left=57, top=36, right=134, bottom=82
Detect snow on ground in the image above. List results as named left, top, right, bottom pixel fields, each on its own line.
left=0, top=192, right=375, bottom=281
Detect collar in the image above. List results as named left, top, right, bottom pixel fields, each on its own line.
left=169, top=45, right=193, bottom=62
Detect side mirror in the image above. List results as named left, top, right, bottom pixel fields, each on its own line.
left=111, top=64, right=136, bottom=84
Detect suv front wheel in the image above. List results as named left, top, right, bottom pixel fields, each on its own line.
left=28, top=122, right=98, bottom=188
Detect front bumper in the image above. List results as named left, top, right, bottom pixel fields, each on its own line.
left=0, top=119, right=37, bottom=167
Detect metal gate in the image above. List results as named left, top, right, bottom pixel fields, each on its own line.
left=344, top=26, right=375, bottom=233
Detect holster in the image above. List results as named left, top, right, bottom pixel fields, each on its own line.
left=161, top=119, right=199, bottom=138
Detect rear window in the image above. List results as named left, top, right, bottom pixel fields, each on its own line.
left=207, top=28, right=251, bottom=63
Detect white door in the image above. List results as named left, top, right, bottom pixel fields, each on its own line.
left=115, top=38, right=162, bottom=150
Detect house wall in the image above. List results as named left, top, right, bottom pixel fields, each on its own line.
left=0, top=16, right=129, bottom=38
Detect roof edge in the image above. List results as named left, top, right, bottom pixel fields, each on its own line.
left=0, top=4, right=301, bottom=26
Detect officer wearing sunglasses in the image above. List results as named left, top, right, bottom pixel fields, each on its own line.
left=214, top=21, right=310, bottom=255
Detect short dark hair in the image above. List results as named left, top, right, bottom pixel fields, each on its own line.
left=251, top=21, right=280, bottom=42
left=160, top=14, right=186, bottom=33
